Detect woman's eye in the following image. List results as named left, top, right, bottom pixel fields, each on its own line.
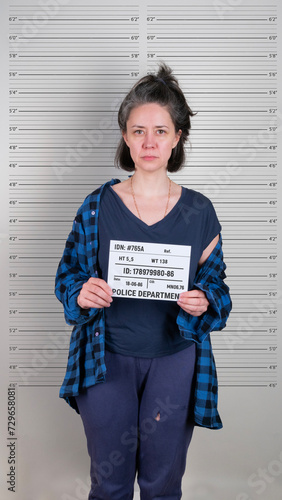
left=134, top=130, right=143, bottom=135
left=157, top=129, right=166, bottom=134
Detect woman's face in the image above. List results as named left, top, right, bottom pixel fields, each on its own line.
left=122, top=103, right=181, bottom=174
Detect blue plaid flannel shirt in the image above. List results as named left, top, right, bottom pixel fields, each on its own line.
left=55, top=179, right=232, bottom=429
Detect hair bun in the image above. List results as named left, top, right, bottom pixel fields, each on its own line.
left=156, top=62, right=178, bottom=86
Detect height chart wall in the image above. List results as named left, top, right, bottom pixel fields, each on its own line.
left=1, top=1, right=281, bottom=499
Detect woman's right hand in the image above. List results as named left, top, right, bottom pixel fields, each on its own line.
left=77, top=278, right=113, bottom=309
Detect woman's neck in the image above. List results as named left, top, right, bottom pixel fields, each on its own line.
left=131, top=170, right=170, bottom=198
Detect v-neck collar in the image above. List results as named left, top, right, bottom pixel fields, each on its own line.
left=109, top=184, right=184, bottom=229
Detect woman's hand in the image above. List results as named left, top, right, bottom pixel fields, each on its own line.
left=177, top=289, right=209, bottom=316
left=77, top=278, right=113, bottom=309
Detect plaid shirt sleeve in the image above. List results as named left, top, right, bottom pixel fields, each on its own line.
left=55, top=180, right=118, bottom=411
left=177, top=235, right=232, bottom=429
left=176, top=234, right=231, bottom=343
left=54, top=193, right=100, bottom=326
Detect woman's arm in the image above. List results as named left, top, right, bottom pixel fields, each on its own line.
left=177, top=234, right=219, bottom=316
left=198, top=234, right=219, bottom=266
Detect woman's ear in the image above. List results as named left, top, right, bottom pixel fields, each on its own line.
left=122, top=130, right=129, bottom=147
left=173, top=129, right=182, bottom=149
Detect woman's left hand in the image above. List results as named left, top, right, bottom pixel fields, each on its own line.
left=177, top=289, right=209, bottom=316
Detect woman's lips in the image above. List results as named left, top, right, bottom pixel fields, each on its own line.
left=141, top=155, right=157, bottom=160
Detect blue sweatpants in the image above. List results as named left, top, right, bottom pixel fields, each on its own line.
left=75, top=344, right=196, bottom=500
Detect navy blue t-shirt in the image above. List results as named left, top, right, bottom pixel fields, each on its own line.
left=97, top=183, right=221, bottom=358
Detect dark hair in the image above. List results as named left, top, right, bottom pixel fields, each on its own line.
left=114, top=62, right=195, bottom=172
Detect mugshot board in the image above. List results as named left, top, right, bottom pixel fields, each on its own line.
left=0, top=0, right=281, bottom=499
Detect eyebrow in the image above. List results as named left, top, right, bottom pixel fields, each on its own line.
left=131, top=125, right=169, bottom=129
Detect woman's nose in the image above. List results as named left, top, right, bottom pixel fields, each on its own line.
left=143, top=132, right=155, bottom=148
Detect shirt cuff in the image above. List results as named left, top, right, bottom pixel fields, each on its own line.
left=176, top=284, right=222, bottom=343
left=63, top=281, right=99, bottom=325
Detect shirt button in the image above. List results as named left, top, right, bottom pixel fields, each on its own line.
left=91, top=211, right=95, bottom=215
left=95, top=331, right=99, bottom=337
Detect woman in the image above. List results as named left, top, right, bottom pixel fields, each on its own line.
left=55, top=63, right=232, bottom=500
